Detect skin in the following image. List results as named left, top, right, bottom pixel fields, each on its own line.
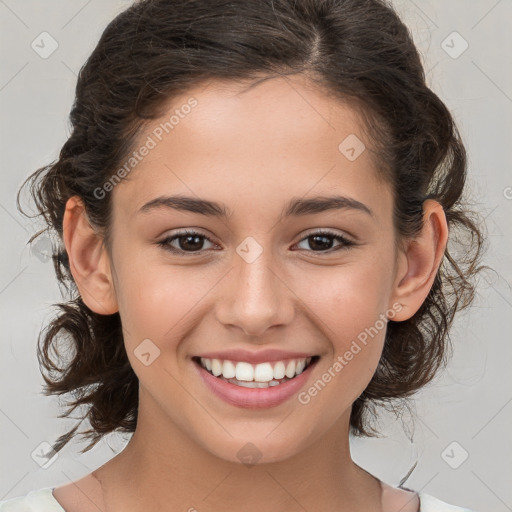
left=56, top=74, right=448, bottom=512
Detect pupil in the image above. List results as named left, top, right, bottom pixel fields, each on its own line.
left=310, top=235, right=332, bottom=251
left=181, top=235, right=202, bottom=251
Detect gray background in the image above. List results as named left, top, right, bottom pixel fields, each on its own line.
left=1, top=1, right=511, bottom=510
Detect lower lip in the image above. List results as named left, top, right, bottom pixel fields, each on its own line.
left=193, top=358, right=318, bottom=409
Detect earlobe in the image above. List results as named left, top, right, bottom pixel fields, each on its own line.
left=62, top=196, right=118, bottom=315
left=389, top=199, right=448, bottom=321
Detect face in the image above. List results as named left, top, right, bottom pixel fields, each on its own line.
left=97, top=75, right=404, bottom=463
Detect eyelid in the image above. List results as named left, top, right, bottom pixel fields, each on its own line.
left=293, top=229, right=355, bottom=253
left=157, top=227, right=217, bottom=243
left=157, top=228, right=355, bottom=256
left=299, top=227, right=354, bottom=241
left=157, top=229, right=218, bottom=255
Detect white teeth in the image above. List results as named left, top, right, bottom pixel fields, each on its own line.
left=235, top=361, right=254, bottom=382
left=211, top=358, right=222, bottom=377
left=273, top=361, right=286, bottom=380
left=222, top=360, right=236, bottom=379
left=234, top=380, right=259, bottom=388
left=285, top=360, right=296, bottom=378
left=223, top=377, right=291, bottom=388
left=254, top=362, right=274, bottom=382
left=199, top=356, right=314, bottom=382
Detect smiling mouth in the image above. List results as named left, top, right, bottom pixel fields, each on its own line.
left=192, top=355, right=320, bottom=388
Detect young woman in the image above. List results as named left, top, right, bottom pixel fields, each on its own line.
left=1, top=0, right=485, bottom=510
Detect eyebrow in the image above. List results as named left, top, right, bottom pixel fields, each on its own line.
left=138, top=194, right=373, bottom=219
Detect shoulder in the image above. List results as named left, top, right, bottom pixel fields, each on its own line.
left=0, top=488, right=65, bottom=512
left=419, top=492, right=478, bottom=512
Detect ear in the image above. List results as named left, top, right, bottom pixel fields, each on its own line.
left=389, top=199, right=448, bottom=321
left=62, top=196, right=118, bottom=315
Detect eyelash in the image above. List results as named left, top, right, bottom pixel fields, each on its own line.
left=157, top=229, right=355, bottom=256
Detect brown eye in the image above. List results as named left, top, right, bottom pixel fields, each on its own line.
left=294, top=230, right=354, bottom=253
left=158, top=230, right=217, bottom=255
left=156, top=229, right=354, bottom=257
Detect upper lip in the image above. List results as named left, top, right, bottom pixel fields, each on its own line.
left=193, top=349, right=318, bottom=365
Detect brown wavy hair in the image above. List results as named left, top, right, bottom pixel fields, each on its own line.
left=17, top=0, right=487, bottom=454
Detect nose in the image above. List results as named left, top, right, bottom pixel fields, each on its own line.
left=215, top=246, right=295, bottom=337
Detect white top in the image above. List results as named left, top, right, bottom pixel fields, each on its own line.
left=0, top=487, right=476, bottom=511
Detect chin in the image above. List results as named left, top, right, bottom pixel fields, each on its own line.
left=198, top=430, right=310, bottom=467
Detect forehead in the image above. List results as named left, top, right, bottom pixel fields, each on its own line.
left=114, top=74, right=391, bottom=222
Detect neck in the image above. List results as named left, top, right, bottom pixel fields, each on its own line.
left=93, top=390, right=382, bottom=512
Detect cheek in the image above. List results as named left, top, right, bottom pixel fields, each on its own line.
left=113, top=264, right=214, bottom=397
left=296, top=259, right=391, bottom=337
left=113, top=260, right=215, bottom=345
left=293, top=262, right=391, bottom=394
